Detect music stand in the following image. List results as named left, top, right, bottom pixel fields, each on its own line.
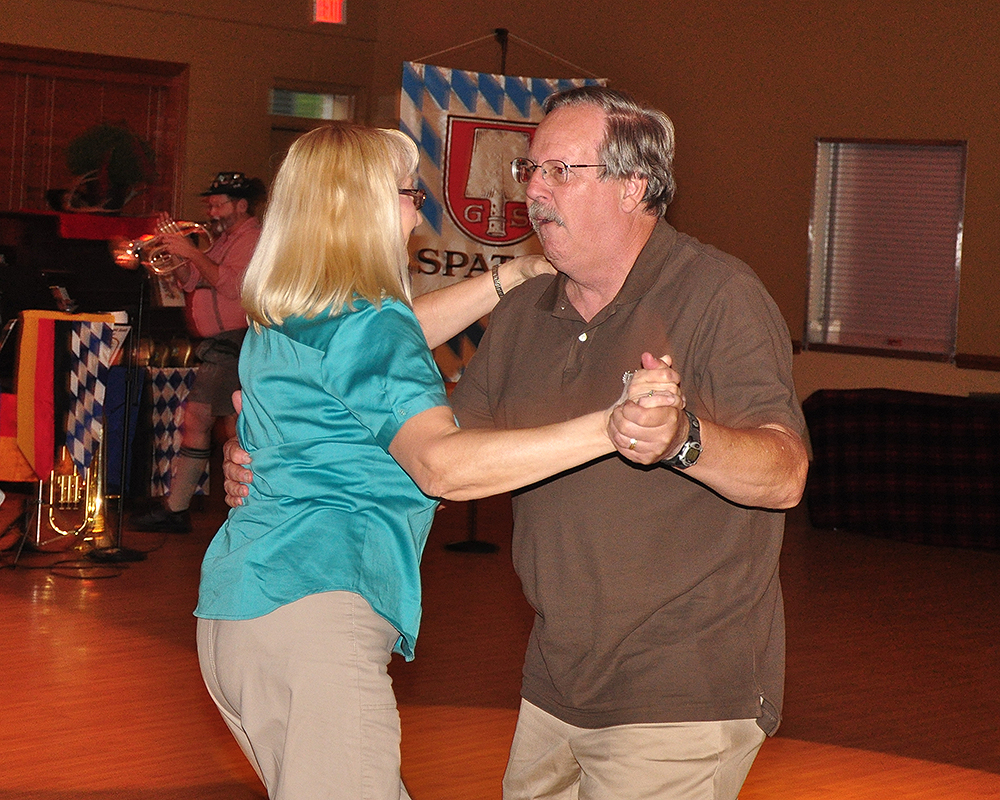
left=88, top=283, right=147, bottom=564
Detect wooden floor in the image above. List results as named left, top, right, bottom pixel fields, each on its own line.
left=1, top=487, right=998, bottom=799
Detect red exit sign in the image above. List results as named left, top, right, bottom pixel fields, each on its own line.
left=314, top=0, right=345, bottom=23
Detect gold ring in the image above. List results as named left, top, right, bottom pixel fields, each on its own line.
left=628, top=438, right=637, bottom=450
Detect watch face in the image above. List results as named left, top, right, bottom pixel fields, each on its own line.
left=682, top=442, right=702, bottom=466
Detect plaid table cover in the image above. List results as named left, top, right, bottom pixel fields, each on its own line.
left=803, top=388, right=1000, bottom=549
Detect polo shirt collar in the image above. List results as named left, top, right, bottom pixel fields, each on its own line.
left=536, top=219, right=679, bottom=323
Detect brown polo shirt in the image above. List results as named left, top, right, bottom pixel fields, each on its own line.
left=450, top=220, right=805, bottom=734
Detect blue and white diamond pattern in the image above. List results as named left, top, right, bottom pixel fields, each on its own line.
left=149, top=367, right=209, bottom=498
left=65, top=321, right=113, bottom=471
left=400, top=62, right=603, bottom=242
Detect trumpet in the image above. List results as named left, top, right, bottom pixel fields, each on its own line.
left=111, top=217, right=214, bottom=275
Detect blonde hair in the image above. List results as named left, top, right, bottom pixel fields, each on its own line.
left=242, top=123, right=419, bottom=326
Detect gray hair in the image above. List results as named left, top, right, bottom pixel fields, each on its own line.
left=544, top=86, right=676, bottom=217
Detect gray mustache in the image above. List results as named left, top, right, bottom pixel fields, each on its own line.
left=528, top=203, right=565, bottom=230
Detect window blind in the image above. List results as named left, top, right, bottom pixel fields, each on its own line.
left=806, top=139, right=966, bottom=360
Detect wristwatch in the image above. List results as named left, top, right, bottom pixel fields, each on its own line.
left=662, top=409, right=702, bottom=469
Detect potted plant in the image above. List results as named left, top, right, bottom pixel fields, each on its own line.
left=59, top=122, right=158, bottom=213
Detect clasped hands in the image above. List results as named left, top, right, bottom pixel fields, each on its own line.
left=609, top=352, right=689, bottom=465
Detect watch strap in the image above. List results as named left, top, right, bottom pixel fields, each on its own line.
left=662, top=409, right=702, bottom=469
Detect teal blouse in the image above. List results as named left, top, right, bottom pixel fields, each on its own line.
left=194, top=298, right=449, bottom=660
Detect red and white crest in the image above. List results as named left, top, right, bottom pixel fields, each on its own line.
left=444, top=116, right=536, bottom=247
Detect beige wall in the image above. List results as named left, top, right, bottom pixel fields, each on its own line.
left=5, top=0, right=999, bottom=397
left=794, top=351, right=1000, bottom=401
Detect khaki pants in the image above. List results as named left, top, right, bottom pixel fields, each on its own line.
left=197, top=591, right=411, bottom=800
left=503, top=699, right=765, bottom=800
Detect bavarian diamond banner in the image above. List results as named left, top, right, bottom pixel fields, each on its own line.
left=400, top=61, right=604, bottom=379
left=65, top=320, right=114, bottom=471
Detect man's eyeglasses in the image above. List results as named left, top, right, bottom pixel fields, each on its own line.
left=398, top=188, right=426, bottom=211
left=511, top=158, right=607, bottom=187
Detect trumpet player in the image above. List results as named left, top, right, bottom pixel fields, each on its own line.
left=134, top=171, right=266, bottom=534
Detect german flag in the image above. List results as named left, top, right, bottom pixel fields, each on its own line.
left=13, top=310, right=115, bottom=479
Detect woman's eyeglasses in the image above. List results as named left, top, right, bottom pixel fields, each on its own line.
left=398, top=188, right=426, bottom=211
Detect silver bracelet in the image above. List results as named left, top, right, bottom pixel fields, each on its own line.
left=492, top=265, right=505, bottom=298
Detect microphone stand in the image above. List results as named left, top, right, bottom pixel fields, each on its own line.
left=444, top=499, right=498, bottom=554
